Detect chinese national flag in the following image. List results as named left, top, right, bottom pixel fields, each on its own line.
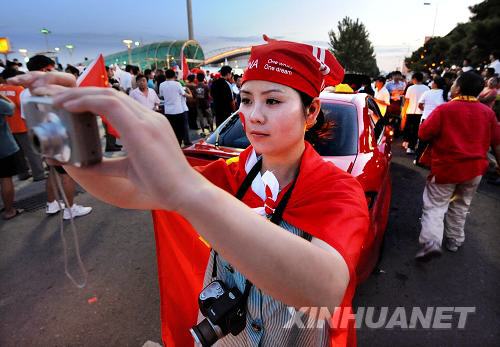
left=152, top=210, right=210, bottom=347
left=152, top=143, right=366, bottom=346
left=76, top=54, right=120, bottom=138
left=181, top=51, right=189, bottom=80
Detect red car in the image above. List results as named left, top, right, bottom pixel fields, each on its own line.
left=183, top=90, right=393, bottom=283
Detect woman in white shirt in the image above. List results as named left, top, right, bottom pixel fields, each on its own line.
left=418, top=76, right=447, bottom=121
left=415, top=77, right=448, bottom=163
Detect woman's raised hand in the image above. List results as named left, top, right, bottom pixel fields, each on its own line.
left=9, top=71, right=200, bottom=211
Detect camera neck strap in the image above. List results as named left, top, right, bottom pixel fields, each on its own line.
left=212, top=156, right=310, bottom=305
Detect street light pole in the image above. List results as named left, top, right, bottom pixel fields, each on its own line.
left=186, top=0, right=194, bottom=40
left=65, top=44, right=74, bottom=64
left=432, top=4, right=438, bottom=37
left=18, top=48, right=28, bottom=63
left=123, top=39, right=133, bottom=64
left=40, top=28, right=51, bottom=51
left=424, top=2, right=439, bottom=37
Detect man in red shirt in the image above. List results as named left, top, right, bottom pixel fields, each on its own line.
left=416, top=72, right=499, bottom=260
left=0, top=69, right=46, bottom=181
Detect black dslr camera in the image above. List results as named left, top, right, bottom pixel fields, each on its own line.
left=190, top=280, right=247, bottom=346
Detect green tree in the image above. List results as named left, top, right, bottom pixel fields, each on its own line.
left=405, top=0, right=500, bottom=72
left=328, top=17, right=379, bottom=76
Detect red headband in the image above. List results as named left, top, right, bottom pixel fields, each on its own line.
left=241, top=35, right=344, bottom=98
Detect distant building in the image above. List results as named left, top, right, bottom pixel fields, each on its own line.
left=102, top=40, right=204, bottom=70
left=201, top=46, right=251, bottom=75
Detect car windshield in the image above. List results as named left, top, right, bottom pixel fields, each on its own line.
left=205, top=101, right=358, bottom=156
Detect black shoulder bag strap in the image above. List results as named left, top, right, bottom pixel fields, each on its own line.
left=212, top=156, right=311, bottom=305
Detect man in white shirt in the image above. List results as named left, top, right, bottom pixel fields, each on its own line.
left=415, top=78, right=447, bottom=164
left=462, top=58, right=473, bottom=73
left=374, top=76, right=390, bottom=116
left=26, top=54, right=92, bottom=219
left=118, top=65, right=133, bottom=94
left=402, top=72, right=429, bottom=154
left=489, top=52, right=500, bottom=74
left=179, top=75, right=192, bottom=147
left=129, top=74, right=160, bottom=110
left=159, top=69, right=192, bottom=145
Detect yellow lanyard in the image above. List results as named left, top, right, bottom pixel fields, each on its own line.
left=451, top=96, right=478, bottom=102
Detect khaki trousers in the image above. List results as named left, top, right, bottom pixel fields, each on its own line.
left=419, top=175, right=482, bottom=245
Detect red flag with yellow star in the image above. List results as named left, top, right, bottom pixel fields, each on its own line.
left=77, top=54, right=120, bottom=138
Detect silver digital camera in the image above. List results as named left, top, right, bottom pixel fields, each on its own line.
left=22, top=96, right=102, bottom=167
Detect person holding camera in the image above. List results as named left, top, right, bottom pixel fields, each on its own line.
left=9, top=36, right=369, bottom=346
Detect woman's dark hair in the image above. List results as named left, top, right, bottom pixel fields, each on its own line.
left=455, top=71, right=484, bottom=97
left=433, top=77, right=448, bottom=101
left=298, top=91, right=334, bottom=147
left=187, top=74, right=195, bottom=82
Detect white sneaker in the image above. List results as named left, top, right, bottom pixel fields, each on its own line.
left=46, top=200, right=65, bottom=214
left=63, top=204, right=93, bottom=220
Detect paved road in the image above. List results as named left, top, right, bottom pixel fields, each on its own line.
left=1, top=140, right=499, bottom=346
left=355, top=143, right=500, bottom=346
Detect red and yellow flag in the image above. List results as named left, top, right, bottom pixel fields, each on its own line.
left=152, top=143, right=370, bottom=346
left=77, top=55, right=120, bottom=138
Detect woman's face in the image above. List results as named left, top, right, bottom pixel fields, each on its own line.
left=239, top=80, right=313, bottom=157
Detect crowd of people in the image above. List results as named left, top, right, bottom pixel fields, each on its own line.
left=6, top=37, right=365, bottom=345
left=371, top=52, right=499, bottom=174
left=102, top=61, right=243, bottom=147
left=369, top=52, right=500, bottom=259
left=0, top=42, right=499, bottom=345
left=1, top=55, right=92, bottom=221
left=0, top=53, right=245, bottom=221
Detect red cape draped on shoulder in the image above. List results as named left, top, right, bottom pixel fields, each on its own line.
left=152, top=142, right=369, bottom=346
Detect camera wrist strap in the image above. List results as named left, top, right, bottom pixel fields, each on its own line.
left=49, top=166, right=88, bottom=288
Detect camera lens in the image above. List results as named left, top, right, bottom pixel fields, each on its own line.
left=190, top=319, right=223, bottom=347
left=29, top=113, right=71, bottom=162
